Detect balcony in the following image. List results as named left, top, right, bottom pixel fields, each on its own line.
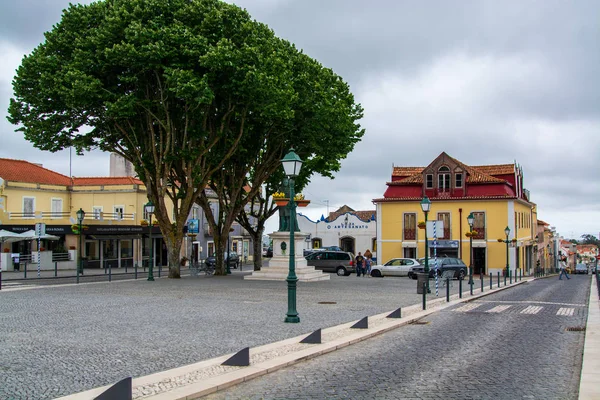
left=403, top=228, right=416, bottom=241
left=472, top=228, right=486, bottom=240
left=8, top=211, right=136, bottom=222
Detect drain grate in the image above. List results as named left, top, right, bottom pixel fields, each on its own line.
left=409, top=320, right=430, bottom=325
left=318, top=301, right=337, bottom=305
left=566, top=326, right=586, bottom=332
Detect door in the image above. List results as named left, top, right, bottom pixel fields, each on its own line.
left=340, top=237, right=355, bottom=254
left=473, top=248, right=486, bottom=275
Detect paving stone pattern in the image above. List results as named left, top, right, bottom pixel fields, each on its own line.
left=205, top=276, right=590, bottom=400
left=0, top=272, right=468, bottom=399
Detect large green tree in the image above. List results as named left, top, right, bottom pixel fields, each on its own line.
left=201, top=51, right=364, bottom=275
left=8, top=0, right=325, bottom=277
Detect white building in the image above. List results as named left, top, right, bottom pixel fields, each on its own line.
left=296, top=205, right=377, bottom=260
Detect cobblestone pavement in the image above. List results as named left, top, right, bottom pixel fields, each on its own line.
left=205, top=275, right=590, bottom=400
left=0, top=270, right=474, bottom=399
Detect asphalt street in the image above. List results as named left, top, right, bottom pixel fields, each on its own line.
left=205, top=275, right=590, bottom=400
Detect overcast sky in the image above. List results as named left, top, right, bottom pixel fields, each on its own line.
left=1, top=0, right=599, bottom=239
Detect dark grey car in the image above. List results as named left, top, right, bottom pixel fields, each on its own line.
left=409, top=257, right=468, bottom=280
left=305, top=250, right=356, bottom=276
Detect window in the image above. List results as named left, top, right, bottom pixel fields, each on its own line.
left=51, top=198, right=62, bottom=219
left=207, top=242, right=214, bottom=256
left=437, top=212, right=451, bottom=239
left=114, top=206, right=124, bottom=220
left=372, top=238, right=377, bottom=252
left=455, top=173, right=463, bottom=188
left=426, top=174, right=433, bottom=189
left=438, top=166, right=450, bottom=191
left=403, top=213, right=416, bottom=240
left=312, top=238, right=322, bottom=249
left=472, top=212, right=486, bottom=240
left=23, top=197, right=35, bottom=218
left=93, top=206, right=103, bottom=220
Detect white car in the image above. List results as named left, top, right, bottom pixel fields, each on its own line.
left=370, top=258, right=421, bottom=278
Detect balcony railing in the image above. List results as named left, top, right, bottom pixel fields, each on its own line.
left=9, top=211, right=136, bottom=221
left=403, top=228, right=416, bottom=240
left=473, top=228, right=486, bottom=240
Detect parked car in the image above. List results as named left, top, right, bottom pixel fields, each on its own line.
left=370, top=258, right=421, bottom=278
left=205, top=252, right=240, bottom=269
left=409, top=257, right=468, bottom=280
left=305, top=250, right=355, bottom=276
left=575, top=263, right=589, bottom=274
left=266, top=247, right=273, bottom=258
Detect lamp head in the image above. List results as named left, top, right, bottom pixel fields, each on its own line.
left=145, top=200, right=155, bottom=214
left=281, top=148, right=303, bottom=178
left=76, top=208, right=85, bottom=223
left=504, top=226, right=510, bottom=237
left=420, top=196, right=431, bottom=213
left=467, top=212, right=474, bottom=227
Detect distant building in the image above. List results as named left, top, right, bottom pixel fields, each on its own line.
left=109, top=153, right=135, bottom=177
left=297, top=205, right=377, bottom=258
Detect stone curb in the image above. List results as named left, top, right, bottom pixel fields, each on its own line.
left=579, top=275, right=600, bottom=399
left=56, top=278, right=528, bottom=400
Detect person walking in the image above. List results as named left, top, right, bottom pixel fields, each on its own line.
left=559, top=256, right=570, bottom=280
left=365, top=256, right=372, bottom=277
left=355, top=252, right=364, bottom=277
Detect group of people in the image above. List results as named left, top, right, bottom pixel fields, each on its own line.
left=355, top=249, right=373, bottom=277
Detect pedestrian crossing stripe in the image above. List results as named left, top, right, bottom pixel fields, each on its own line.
left=520, top=306, right=543, bottom=315
left=453, top=304, right=482, bottom=312
left=486, top=305, right=512, bottom=313
left=557, top=308, right=575, bottom=316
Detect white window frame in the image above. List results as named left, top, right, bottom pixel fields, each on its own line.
left=455, top=173, right=463, bottom=188
left=23, top=196, right=35, bottom=219
left=51, top=198, right=63, bottom=219
left=114, top=205, right=125, bottom=220
left=93, top=206, right=103, bottom=220
left=425, top=174, right=433, bottom=189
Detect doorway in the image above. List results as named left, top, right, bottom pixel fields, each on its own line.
left=473, top=248, right=486, bottom=275
left=340, top=236, right=355, bottom=254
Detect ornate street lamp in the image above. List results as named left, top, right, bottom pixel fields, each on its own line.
left=76, top=208, right=85, bottom=281
left=145, top=201, right=155, bottom=281
left=281, top=148, right=303, bottom=323
left=467, top=212, right=474, bottom=285
left=420, top=196, right=431, bottom=293
left=504, top=226, right=510, bottom=277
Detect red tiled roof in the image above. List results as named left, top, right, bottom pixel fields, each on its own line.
left=392, top=167, right=424, bottom=177
left=472, top=164, right=515, bottom=175
left=0, top=158, right=71, bottom=185
left=373, top=195, right=517, bottom=203
left=73, top=177, right=143, bottom=186
left=327, top=205, right=376, bottom=222
left=537, top=219, right=549, bottom=226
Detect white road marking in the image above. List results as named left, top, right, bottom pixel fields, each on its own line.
left=453, top=304, right=482, bottom=312
left=557, top=308, right=575, bottom=316
left=477, top=300, right=585, bottom=307
left=520, top=306, right=543, bottom=315
left=486, top=305, right=512, bottom=313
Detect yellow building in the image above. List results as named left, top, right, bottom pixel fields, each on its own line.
left=374, top=152, right=537, bottom=276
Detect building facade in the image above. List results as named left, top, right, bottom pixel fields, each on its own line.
left=374, top=152, right=537, bottom=275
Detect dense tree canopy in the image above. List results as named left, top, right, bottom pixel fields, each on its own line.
left=8, top=0, right=364, bottom=276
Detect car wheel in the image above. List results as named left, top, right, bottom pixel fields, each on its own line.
left=411, top=274, right=417, bottom=280
left=458, top=269, right=466, bottom=280
left=371, top=269, right=382, bottom=278
left=336, top=267, right=347, bottom=276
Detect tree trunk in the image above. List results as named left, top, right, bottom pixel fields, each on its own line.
left=214, top=233, right=228, bottom=275
left=166, top=234, right=183, bottom=279
left=252, top=227, right=263, bottom=271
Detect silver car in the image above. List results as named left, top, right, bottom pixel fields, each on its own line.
left=305, top=250, right=356, bottom=276
left=370, top=258, right=421, bottom=278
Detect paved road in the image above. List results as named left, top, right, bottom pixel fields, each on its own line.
left=205, top=275, right=590, bottom=400
left=0, top=270, right=475, bottom=399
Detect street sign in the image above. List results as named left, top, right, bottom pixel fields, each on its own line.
left=188, top=219, right=199, bottom=234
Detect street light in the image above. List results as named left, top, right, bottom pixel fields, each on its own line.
left=145, top=200, right=155, bottom=281
left=420, top=196, right=431, bottom=293
left=281, top=148, right=302, bottom=323
left=467, top=212, right=474, bottom=285
left=502, top=226, right=510, bottom=277
left=76, top=208, right=85, bottom=279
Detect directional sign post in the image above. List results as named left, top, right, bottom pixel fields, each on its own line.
left=35, top=223, right=45, bottom=277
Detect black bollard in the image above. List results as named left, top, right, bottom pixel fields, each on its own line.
left=135, top=263, right=138, bottom=279
left=159, top=264, right=162, bottom=278
left=0, top=269, right=2, bottom=291
left=24, top=262, right=27, bottom=279
left=108, top=261, right=112, bottom=282
left=470, top=278, right=473, bottom=295
left=422, top=282, right=426, bottom=310
left=509, top=270, right=512, bottom=284
left=480, top=274, right=484, bottom=292
left=504, top=272, right=506, bottom=286
left=498, top=271, right=500, bottom=288
left=459, top=278, right=463, bottom=298
left=446, top=278, right=450, bottom=302
left=54, top=262, right=58, bottom=277
left=490, top=273, right=493, bottom=289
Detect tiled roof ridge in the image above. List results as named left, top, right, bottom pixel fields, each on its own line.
left=443, top=154, right=506, bottom=184
left=373, top=195, right=522, bottom=202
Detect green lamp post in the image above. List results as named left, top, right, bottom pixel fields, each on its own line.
left=145, top=200, right=155, bottom=281
left=76, top=208, right=85, bottom=282
left=500, top=226, right=510, bottom=278
left=282, top=148, right=303, bottom=323
left=420, top=196, right=431, bottom=293
left=467, top=212, right=474, bottom=285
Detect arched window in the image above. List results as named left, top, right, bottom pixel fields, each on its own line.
left=438, top=166, right=450, bottom=191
